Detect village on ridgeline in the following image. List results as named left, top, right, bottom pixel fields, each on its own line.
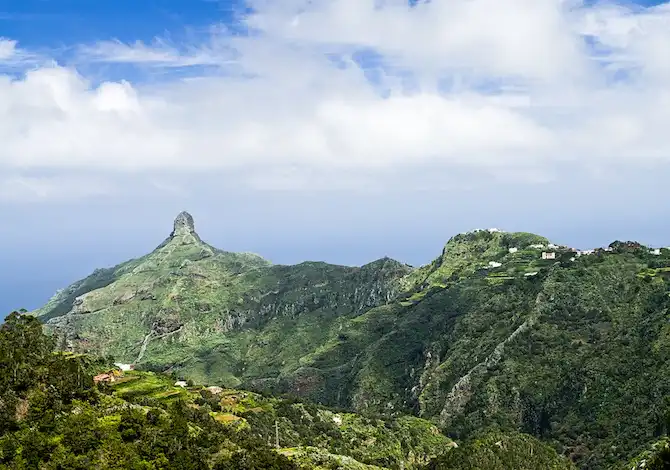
left=469, top=227, right=667, bottom=275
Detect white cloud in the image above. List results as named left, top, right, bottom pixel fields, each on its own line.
left=0, top=37, right=46, bottom=69
left=77, top=39, right=229, bottom=67
left=581, top=2, right=670, bottom=81
left=0, top=38, right=17, bottom=60
left=0, top=0, right=670, bottom=200
left=247, top=0, right=592, bottom=83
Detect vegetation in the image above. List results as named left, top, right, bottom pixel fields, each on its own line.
left=29, top=215, right=670, bottom=468
left=0, top=312, right=454, bottom=469
left=424, top=431, right=576, bottom=469
left=624, top=438, right=670, bottom=470
left=32, top=214, right=410, bottom=390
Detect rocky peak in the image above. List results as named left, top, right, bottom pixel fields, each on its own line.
left=172, top=211, right=196, bottom=237
left=155, top=211, right=202, bottom=248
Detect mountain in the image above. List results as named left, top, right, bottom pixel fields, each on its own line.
left=0, top=311, right=440, bottom=469
left=32, top=214, right=670, bottom=469
left=1, top=311, right=574, bottom=469
left=34, top=212, right=410, bottom=388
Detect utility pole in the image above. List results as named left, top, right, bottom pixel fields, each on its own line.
left=275, top=419, right=280, bottom=449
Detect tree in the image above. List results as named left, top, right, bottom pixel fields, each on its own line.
left=0, top=312, right=55, bottom=393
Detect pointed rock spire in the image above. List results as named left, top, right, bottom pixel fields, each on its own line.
left=157, top=211, right=202, bottom=246
left=172, top=211, right=196, bottom=236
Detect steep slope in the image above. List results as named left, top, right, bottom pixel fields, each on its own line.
left=294, top=238, right=670, bottom=468
left=33, top=220, right=670, bottom=469
left=106, top=370, right=455, bottom=469
left=0, top=312, right=456, bottom=470
left=33, top=212, right=411, bottom=388
left=256, top=229, right=568, bottom=409
left=2, top=310, right=574, bottom=469
left=423, top=431, right=576, bottom=470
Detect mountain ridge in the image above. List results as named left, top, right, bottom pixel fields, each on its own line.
left=32, top=212, right=415, bottom=386
left=30, top=212, right=670, bottom=469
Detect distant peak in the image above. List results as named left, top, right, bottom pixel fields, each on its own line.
left=159, top=211, right=202, bottom=247
left=152, top=211, right=203, bottom=250
left=173, top=211, right=196, bottom=236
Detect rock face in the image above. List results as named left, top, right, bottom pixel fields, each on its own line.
left=172, top=211, right=196, bottom=237
left=31, top=218, right=670, bottom=470
left=156, top=211, right=202, bottom=248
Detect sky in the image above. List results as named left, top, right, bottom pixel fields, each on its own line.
left=1, top=0, right=670, bottom=315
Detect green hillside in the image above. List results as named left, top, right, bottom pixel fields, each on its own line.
left=0, top=312, right=463, bottom=469
left=31, top=215, right=670, bottom=468
left=33, top=212, right=410, bottom=389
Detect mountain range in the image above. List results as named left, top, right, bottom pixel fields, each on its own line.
left=30, top=212, right=670, bottom=469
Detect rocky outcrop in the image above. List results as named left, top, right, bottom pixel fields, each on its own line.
left=172, top=211, right=196, bottom=236
left=437, top=315, right=536, bottom=428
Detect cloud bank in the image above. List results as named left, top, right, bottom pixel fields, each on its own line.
left=1, top=0, right=670, bottom=201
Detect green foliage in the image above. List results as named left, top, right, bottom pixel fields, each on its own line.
left=424, top=431, right=575, bottom=469
left=31, top=225, right=410, bottom=391
left=27, top=219, right=670, bottom=469
left=0, top=312, right=56, bottom=393
left=625, top=438, right=670, bottom=470
left=0, top=313, right=453, bottom=469
left=281, top=447, right=385, bottom=469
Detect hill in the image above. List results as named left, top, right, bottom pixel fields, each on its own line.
left=1, top=311, right=577, bottom=469
left=31, top=215, right=670, bottom=468
left=33, top=212, right=410, bottom=389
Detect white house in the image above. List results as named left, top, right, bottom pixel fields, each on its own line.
left=508, top=247, right=518, bottom=254
left=650, top=248, right=661, bottom=256
left=548, top=243, right=558, bottom=249
left=488, top=261, right=502, bottom=268
left=529, top=244, right=545, bottom=249
left=542, top=252, right=556, bottom=260
left=114, top=363, right=134, bottom=371
left=174, top=381, right=188, bottom=388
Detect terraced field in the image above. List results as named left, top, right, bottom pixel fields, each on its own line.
left=104, top=371, right=454, bottom=469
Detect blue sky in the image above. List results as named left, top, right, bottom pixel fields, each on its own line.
left=1, top=0, right=670, bottom=316
left=0, top=1, right=241, bottom=44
